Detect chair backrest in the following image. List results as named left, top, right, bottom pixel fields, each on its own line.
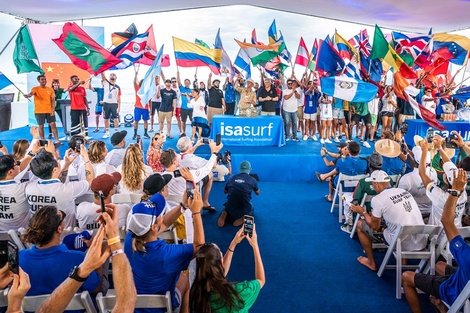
left=389, top=174, right=402, bottom=187
left=7, top=229, right=26, bottom=250
left=97, top=290, right=172, bottom=313
left=339, top=173, right=369, bottom=189
left=111, top=193, right=142, bottom=206
left=447, top=280, right=470, bottom=313
left=22, top=290, right=97, bottom=313
left=158, top=228, right=179, bottom=244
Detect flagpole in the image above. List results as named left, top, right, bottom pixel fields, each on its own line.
left=0, top=25, right=22, bottom=56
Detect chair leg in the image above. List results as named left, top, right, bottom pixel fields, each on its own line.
left=330, top=186, right=339, bottom=213
left=350, top=214, right=361, bottom=239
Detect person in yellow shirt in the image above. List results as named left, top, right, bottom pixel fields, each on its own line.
left=25, top=75, right=60, bottom=143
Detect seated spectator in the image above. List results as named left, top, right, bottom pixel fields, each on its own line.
left=177, top=136, right=216, bottom=212
left=124, top=185, right=204, bottom=313
left=77, top=140, right=115, bottom=181
left=183, top=226, right=265, bottom=313
left=403, top=168, right=470, bottom=313
left=19, top=206, right=102, bottom=304
left=12, top=139, right=29, bottom=161
left=26, top=147, right=94, bottom=228
left=116, top=144, right=153, bottom=194
left=351, top=170, right=426, bottom=271
left=218, top=161, right=260, bottom=227
left=76, top=172, right=130, bottom=233
left=398, top=146, right=438, bottom=218
left=104, top=130, right=127, bottom=168
left=147, top=133, right=165, bottom=173
left=374, top=139, right=405, bottom=175
left=316, top=143, right=350, bottom=198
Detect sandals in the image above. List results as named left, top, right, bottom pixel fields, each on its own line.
left=324, top=195, right=333, bottom=202
left=316, top=171, right=323, bottom=183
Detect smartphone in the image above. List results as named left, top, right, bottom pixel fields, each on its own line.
left=445, top=138, right=458, bottom=149
left=75, top=138, right=83, bottom=153
left=216, top=134, right=221, bottom=146
left=352, top=200, right=359, bottom=206
left=186, top=181, right=194, bottom=199
left=202, top=138, right=210, bottom=144
left=426, top=128, right=434, bottom=143
left=173, top=169, right=182, bottom=178
left=39, top=139, right=48, bottom=146
left=99, top=190, right=106, bottom=213
left=0, top=238, right=7, bottom=269
left=136, top=135, right=141, bottom=144
left=8, top=241, right=19, bottom=275
left=243, top=215, right=254, bottom=237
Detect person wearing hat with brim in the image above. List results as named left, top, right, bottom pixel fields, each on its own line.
left=105, top=130, right=127, bottom=168
left=418, top=137, right=467, bottom=227
left=124, top=174, right=204, bottom=312
left=206, top=73, right=226, bottom=127
left=374, top=139, right=406, bottom=176
left=350, top=170, right=426, bottom=271
left=397, top=146, right=438, bottom=218
left=235, top=77, right=257, bottom=117
left=218, top=160, right=260, bottom=228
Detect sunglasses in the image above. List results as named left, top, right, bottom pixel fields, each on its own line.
left=153, top=137, right=160, bottom=141
left=57, top=210, right=66, bottom=228
left=171, top=81, right=177, bottom=83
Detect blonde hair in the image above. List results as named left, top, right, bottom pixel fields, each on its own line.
left=122, top=144, right=147, bottom=192
left=88, top=141, right=107, bottom=164
left=12, top=140, right=29, bottom=161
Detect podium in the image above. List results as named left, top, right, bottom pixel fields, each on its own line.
left=0, top=93, right=14, bottom=132
left=58, top=99, right=72, bottom=139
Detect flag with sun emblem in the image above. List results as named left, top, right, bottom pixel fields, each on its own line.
left=110, top=33, right=148, bottom=70
left=320, top=76, right=378, bottom=102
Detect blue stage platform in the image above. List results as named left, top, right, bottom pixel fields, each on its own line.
left=0, top=125, right=375, bottom=182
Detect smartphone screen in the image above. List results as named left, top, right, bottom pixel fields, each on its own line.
left=186, top=181, right=194, bottom=199
left=75, top=139, right=83, bottom=152
left=202, top=138, right=210, bottom=144
left=216, top=134, right=221, bottom=146
left=39, top=139, right=48, bottom=146
left=0, top=240, right=8, bottom=269
left=426, top=129, right=434, bottom=142
left=99, top=191, right=106, bottom=213
left=173, top=169, right=182, bottom=178
left=8, top=241, right=19, bottom=275
left=243, top=215, right=254, bottom=237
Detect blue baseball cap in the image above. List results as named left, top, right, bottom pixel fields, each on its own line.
left=126, top=193, right=166, bottom=236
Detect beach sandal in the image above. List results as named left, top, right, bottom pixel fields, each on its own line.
left=316, top=171, right=323, bottom=183
left=324, top=195, right=332, bottom=202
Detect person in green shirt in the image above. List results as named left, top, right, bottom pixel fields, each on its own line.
left=185, top=226, right=265, bottom=313
left=48, top=78, right=65, bottom=139
left=349, top=101, right=372, bottom=148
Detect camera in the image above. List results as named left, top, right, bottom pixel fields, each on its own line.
left=75, top=138, right=83, bottom=153
left=186, top=181, right=194, bottom=199
left=0, top=235, right=19, bottom=275
left=222, top=150, right=231, bottom=164
left=426, top=128, right=434, bottom=143
left=39, top=139, right=48, bottom=146
left=352, top=200, right=359, bottom=206
left=445, top=132, right=459, bottom=149
left=399, top=122, right=408, bottom=135
left=202, top=138, right=210, bottom=144
left=136, top=135, right=141, bottom=145
left=243, top=215, right=254, bottom=237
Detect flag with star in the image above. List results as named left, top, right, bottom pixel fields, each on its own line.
left=42, top=62, right=91, bottom=86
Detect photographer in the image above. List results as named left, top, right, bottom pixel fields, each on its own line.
left=213, top=151, right=232, bottom=182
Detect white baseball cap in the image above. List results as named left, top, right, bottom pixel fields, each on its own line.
left=443, top=161, right=458, bottom=186
left=365, top=170, right=391, bottom=183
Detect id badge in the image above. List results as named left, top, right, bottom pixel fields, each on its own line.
left=309, top=101, right=313, bottom=107
left=108, top=93, right=112, bottom=100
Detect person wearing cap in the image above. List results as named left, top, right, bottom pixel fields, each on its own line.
left=419, top=137, right=467, bottom=227
left=156, top=76, right=177, bottom=138
left=283, top=78, right=301, bottom=141
left=162, top=71, right=184, bottom=137
left=206, top=73, right=226, bottom=126
left=217, top=160, right=260, bottom=227
left=258, top=77, right=279, bottom=116
left=76, top=172, right=130, bottom=234
left=104, top=130, right=127, bottom=168
left=100, top=72, right=121, bottom=139
left=124, top=182, right=205, bottom=313
left=398, top=146, right=438, bottom=218
left=235, top=78, right=257, bottom=117
left=340, top=153, right=383, bottom=234
left=350, top=170, right=426, bottom=271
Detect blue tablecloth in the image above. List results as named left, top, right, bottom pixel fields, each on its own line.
left=210, top=115, right=286, bottom=147
left=404, top=119, right=470, bottom=146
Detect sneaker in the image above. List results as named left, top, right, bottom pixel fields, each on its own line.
left=334, top=137, right=340, bottom=143
left=102, top=131, right=110, bottom=139
left=132, top=134, right=137, bottom=140
left=360, top=138, right=364, bottom=143
left=363, top=141, right=371, bottom=148
left=93, top=128, right=99, bottom=133
left=325, top=139, right=332, bottom=144
left=286, top=136, right=291, bottom=141
left=346, top=139, right=351, bottom=143
left=179, top=133, right=186, bottom=138
left=114, top=129, right=119, bottom=133
left=143, top=133, right=150, bottom=139
left=303, top=135, right=308, bottom=141
left=340, top=224, right=353, bottom=234
left=149, top=129, right=154, bottom=133
left=320, top=138, right=325, bottom=144
left=312, top=135, right=318, bottom=141
left=48, top=133, right=53, bottom=139
left=293, top=137, right=300, bottom=142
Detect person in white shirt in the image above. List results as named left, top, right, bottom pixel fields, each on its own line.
left=149, top=76, right=164, bottom=133
left=116, top=144, right=153, bottom=194
left=282, top=79, right=301, bottom=141
left=319, top=93, right=333, bottom=144
left=381, top=86, right=397, bottom=133
left=186, top=88, right=209, bottom=142
left=105, top=130, right=127, bottom=168
left=76, top=172, right=130, bottom=233
left=26, top=146, right=94, bottom=228
left=421, top=87, right=438, bottom=114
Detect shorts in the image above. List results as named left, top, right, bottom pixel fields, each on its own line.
left=158, top=111, right=173, bottom=124
left=399, top=114, right=414, bottom=124
left=134, top=107, right=150, bottom=121
left=332, top=108, right=345, bottom=119
left=321, top=116, right=333, bottom=121
left=370, top=114, right=378, bottom=126
left=351, top=113, right=371, bottom=125
left=151, top=101, right=161, bottom=116
left=361, top=221, right=386, bottom=244
left=175, top=107, right=181, bottom=118
left=381, top=111, right=394, bottom=118
left=103, top=103, right=119, bottom=120
left=297, top=107, right=304, bottom=120
left=180, top=109, right=193, bottom=123
left=95, top=104, right=102, bottom=115
left=207, top=107, right=223, bottom=124
left=414, top=273, right=449, bottom=298
left=304, top=113, right=317, bottom=120
left=35, top=113, right=56, bottom=125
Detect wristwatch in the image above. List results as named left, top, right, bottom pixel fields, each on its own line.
left=447, top=189, right=463, bottom=197
left=27, top=151, right=36, bottom=157
left=68, top=266, right=88, bottom=282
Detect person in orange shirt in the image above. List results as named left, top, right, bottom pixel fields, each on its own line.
left=25, top=75, right=60, bottom=143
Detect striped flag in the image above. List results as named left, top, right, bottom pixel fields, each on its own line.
left=234, top=48, right=251, bottom=79
left=320, top=76, right=378, bottom=102
left=234, top=39, right=279, bottom=66
left=214, top=28, right=233, bottom=76
left=138, top=44, right=164, bottom=105
left=110, top=33, right=148, bottom=69
left=307, top=39, right=319, bottom=71
left=295, top=37, right=309, bottom=67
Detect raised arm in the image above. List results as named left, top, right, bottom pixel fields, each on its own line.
left=418, top=140, right=432, bottom=187
left=442, top=168, right=466, bottom=242
left=245, top=225, right=265, bottom=288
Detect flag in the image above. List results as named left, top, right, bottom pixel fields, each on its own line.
left=234, top=48, right=251, bottom=79
left=214, top=28, right=233, bottom=76
left=432, top=33, right=470, bottom=66
left=13, top=25, right=44, bottom=74
left=277, top=31, right=292, bottom=63
left=370, top=25, right=417, bottom=79
left=194, top=38, right=210, bottom=49
left=294, top=37, right=309, bottom=67
left=111, top=23, right=138, bottom=47
left=173, top=37, right=222, bottom=74
left=52, top=22, right=122, bottom=75
left=393, top=71, right=444, bottom=130
left=307, top=39, right=319, bottom=71
left=324, top=35, right=332, bottom=45
left=251, top=29, right=263, bottom=45
left=320, top=76, right=378, bottom=102
left=358, top=29, right=372, bottom=57
left=315, top=40, right=345, bottom=77
left=137, top=25, right=170, bottom=67
left=335, top=31, right=356, bottom=61
left=137, top=45, right=164, bottom=105
left=268, top=20, right=278, bottom=45
left=391, top=32, right=411, bottom=54
left=349, top=34, right=360, bottom=49
left=424, top=57, right=449, bottom=76
left=234, top=39, right=279, bottom=66
left=0, top=72, right=13, bottom=90
left=42, top=62, right=91, bottom=86
left=343, top=55, right=362, bottom=80
left=110, top=33, right=148, bottom=70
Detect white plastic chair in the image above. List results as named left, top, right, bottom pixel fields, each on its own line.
left=330, top=173, right=368, bottom=223
left=158, top=228, right=179, bottom=245
left=447, top=280, right=470, bottom=313
left=377, top=224, right=443, bottom=299
left=22, top=290, right=97, bottom=313
left=349, top=193, right=374, bottom=239
left=97, top=290, right=172, bottom=313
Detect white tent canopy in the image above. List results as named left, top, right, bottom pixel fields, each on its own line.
left=2, top=1, right=470, bottom=33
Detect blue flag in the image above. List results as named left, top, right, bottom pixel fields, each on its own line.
left=0, top=72, right=13, bottom=90
left=320, top=76, right=378, bottom=102
left=137, top=44, right=164, bottom=105
left=315, top=41, right=345, bottom=76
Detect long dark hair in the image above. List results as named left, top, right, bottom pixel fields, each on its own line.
left=189, top=244, right=244, bottom=313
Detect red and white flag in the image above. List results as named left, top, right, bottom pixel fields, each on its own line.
left=295, top=37, right=309, bottom=67
left=136, top=25, right=170, bottom=67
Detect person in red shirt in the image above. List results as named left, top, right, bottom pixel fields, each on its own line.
left=68, top=75, right=90, bottom=136
left=133, top=71, right=150, bottom=139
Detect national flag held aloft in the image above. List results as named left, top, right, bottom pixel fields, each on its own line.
left=53, top=22, right=122, bottom=75
left=234, top=39, right=279, bottom=66
left=13, top=25, right=44, bottom=75
left=0, top=72, right=13, bottom=91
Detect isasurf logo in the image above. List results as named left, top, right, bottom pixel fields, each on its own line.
left=220, top=122, right=274, bottom=137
